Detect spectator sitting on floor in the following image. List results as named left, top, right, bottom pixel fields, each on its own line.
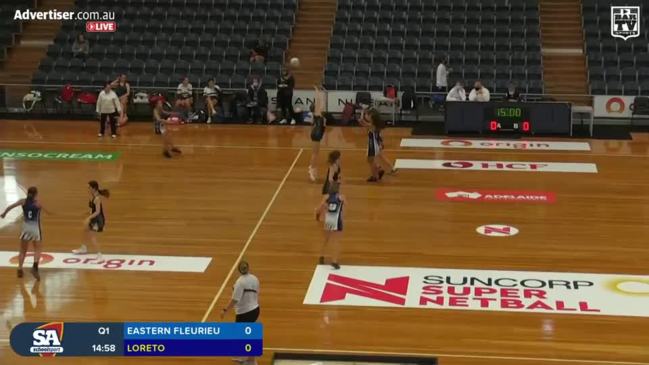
left=505, top=82, right=522, bottom=102
left=72, top=33, right=89, bottom=59
left=250, top=40, right=268, bottom=64
left=246, top=77, right=268, bottom=124
left=468, top=81, right=490, bottom=102
left=446, top=81, right=467, bottom=101
left=175, top=77, right=194, bottom=119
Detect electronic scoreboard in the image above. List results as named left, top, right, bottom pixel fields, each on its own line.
left=10, top=322, right=262, bottom=357
left=445, top=101, right=573, bottom=135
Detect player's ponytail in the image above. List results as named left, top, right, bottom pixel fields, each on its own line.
left=88, top=180, right=110, bottom=198
left=328, top=150, right=341, bottom=165
left=26, top=186, right=38, bottom=202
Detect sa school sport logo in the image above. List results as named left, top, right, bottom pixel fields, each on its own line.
left=611, top=6, right=640, bottom=40
left=437, top=188, right=556, bottom=204
left=31, top=322, right=64, bottom=357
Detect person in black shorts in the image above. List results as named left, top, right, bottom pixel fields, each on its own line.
left=72, top=181, right=109, bottom=259
left=321, top=150, right=341, bottom=195
left=360, top=108, right=397, bottom=182
left=308, top=85, right=327, bottom=182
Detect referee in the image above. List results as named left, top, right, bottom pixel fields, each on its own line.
left=221, top=261, right=260, bottom=323
left=96, top=82, right=122, bottom=138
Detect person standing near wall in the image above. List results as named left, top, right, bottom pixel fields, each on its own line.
left=276, top=69, right=295, bottom=125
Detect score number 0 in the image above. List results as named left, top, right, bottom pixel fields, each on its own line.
left=244, top=326, right=253, bottom=353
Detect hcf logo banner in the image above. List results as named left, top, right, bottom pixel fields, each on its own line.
left=304, top=265, right=649, bottom=317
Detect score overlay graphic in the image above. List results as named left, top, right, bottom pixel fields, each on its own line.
left=10, top=322, right=263, bottom=357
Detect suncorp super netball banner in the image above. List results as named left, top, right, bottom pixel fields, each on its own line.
left=304, top=265, right=649, bottom=317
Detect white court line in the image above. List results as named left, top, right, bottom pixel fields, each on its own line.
left=264, top=347, right=649, bottom=365
left=0, top=139, right=646, bottom=158
left=200, top=148, right=303, bottom=322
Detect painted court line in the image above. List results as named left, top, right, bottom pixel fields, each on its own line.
left=0, top=139, right=646, bottom=159
left=265, top=347, right=649, bottom=365
left=200, top=148, right=304, bottom=322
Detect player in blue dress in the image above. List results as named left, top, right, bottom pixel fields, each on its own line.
left=72, top=181, right=109, bottom=259
left=321, top=150, right=341, bottom=195
left=153, top=99, right=182, bottom=158
left=359, top=108, right=397, bottom=182
left=315, top=182, right=345, bottom=269
left=1, top=187, right=49, bottom=280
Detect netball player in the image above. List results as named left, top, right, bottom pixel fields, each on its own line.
left=153, top=99, right=182, bottom=158
left=308, top=85, right=327, bottom=182
left=111, top=74, right=130, bottom=126
left=321, top=150, right=341, bottom=196
left=0, top=187, right=50, bottom=280
left=72, top=181, right=109, bottom=259
left=359, top=108, right=397, bottom=182
left=315, top=182, right=345, bottom=269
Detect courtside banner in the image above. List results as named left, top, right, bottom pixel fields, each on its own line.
left=0, top=251, right=211, bottom=273
left=400, top=138, right=591, bottom=151
left=303, top=265, right=649, bottom=317
left=436, top=188, right=556, bottom=203
left=394, top=159, right=598, bottom=173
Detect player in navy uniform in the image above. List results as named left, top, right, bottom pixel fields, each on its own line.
left=315, top=182, right=345, bottom=269
left=72, top=181, right=109, bottom=259
left=1, top=187, right=50, bottom=280
left=308, top=85, right=327, bottom=182
left=321, top=150, right=341, bottom=195
left=359, top=108, right=397, bottom=182
left=153, top=99, right=182, bottom=158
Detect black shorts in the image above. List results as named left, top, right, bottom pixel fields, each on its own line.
left=89, top=217, right=105, bottom=232
left=311, top=117, right=325, bottom=142
left=235, top=306, right=260, bottom=323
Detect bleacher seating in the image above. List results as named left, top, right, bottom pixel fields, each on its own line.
left=324, top=0, right=544, bottom=94
left=583, top=0, right=649, bottom=95
left=0, top=1, right=34, bottom=61
left=33, top=0, right=297, bottom=88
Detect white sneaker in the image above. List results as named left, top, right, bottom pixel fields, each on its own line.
left=96, top=252, right=103, bottom=261
left=98, top=133, right=103, bottom=137
left=207, top=117, right=212, bottom=124
left=290, top=119, right=296, bottom=125
left=111, top=134, right=117, bottom=139
left=279, top=119, right=287, bottom=125
left=72, top=245, right=88, bottom=255
left=308, top=166, right=317, bottom=182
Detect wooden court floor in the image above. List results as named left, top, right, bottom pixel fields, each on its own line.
left=0, top=120, right=648, bottom=365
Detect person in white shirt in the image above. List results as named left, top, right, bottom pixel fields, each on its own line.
left=203, top=78, right=221, bottom=124
left=468, top=81, right=491, bottom=102
left=222, top=261, right=260, bottom=322
left=435, top=58, right=450, bottom=92
left=221, top=261, right=259, bottom=365
left=175, top=77, right=193, bottom=117
left=446, top=81, right=467, bottom=101
left=95, top=82, right=122, bottom=138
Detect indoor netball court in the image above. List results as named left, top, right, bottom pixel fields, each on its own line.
left=0, top=120, right=648, bottom=365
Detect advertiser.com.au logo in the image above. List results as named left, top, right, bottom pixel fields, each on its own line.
left=31, top=322, right=64, bottom=357
left=320, top=274, right=410, bottom=305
